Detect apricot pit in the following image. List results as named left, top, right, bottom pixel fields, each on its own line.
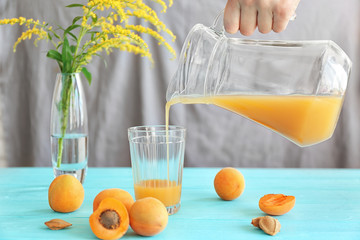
left=100, top=210, right=120, bottom=229
left=90, top=197, right=129, bottom=240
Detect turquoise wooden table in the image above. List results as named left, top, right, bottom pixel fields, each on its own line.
left=0, top=168, right=360, bottom=239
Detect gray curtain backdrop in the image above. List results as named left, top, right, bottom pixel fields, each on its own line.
left=0, top=0, right=359, bottom=168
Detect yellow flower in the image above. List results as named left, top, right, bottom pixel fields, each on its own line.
left=149, top=0, right=167, bottom=12
left=0, top=19, right=10, bottom=25
left=87, top=36, right=152, bottom=62
left=9, top=19, right=19, bottom=25
left=26, top=19, right=34, bottom=27
left=0, top=17, right=50, bottom=52
left=13, top=27, right=47, bottom=51
left=126, top=24, right=176, bottom=58
left=83, top=5, right=89, bottom=15
left=1, top=0, right=176, bottom=73
left=19, top=17, right=26, bottom=25
left=81, top=16, right=88, bottom=27
left=90, top=12, right=97, bottom=19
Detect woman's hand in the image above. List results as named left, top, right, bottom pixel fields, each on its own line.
left=224, top=0, right=300, bottom=35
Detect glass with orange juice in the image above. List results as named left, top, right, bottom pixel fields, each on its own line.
left=128, top=125, right=186, bottom=215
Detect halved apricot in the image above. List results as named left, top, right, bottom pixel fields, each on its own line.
left=89, top=198, right=129, bottom=240
left=93, top=188, right=134, bottom=213
left=259, top=194, right=296, bottom=215
left=129, top=197, right=168, bottom=236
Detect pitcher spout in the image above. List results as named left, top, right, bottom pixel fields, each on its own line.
left=166, top=23, right=223, bottom=101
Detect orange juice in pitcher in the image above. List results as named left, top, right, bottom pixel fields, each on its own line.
left=166, top=95, right=343, bottom=147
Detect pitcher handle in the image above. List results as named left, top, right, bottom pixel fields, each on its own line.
left=210, top=9, right=225, bottom=36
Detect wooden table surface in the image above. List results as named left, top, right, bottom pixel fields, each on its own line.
left=0, top=167, right=359, bottom=239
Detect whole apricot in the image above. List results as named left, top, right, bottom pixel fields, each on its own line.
left=259, top=194, right=295, bottom=215
left=90, top=197, right=129, bottom=240
left=48, top=174, right=84, bottom=213
left=214, top=167, right=245, bottom=200
left=93, top=188, right=134, bottom=213
left=129, top=197, right=168, bottom=236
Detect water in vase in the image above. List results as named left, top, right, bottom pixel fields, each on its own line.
left=51, top=133, right=88, bottom=183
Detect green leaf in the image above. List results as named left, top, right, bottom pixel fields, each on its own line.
left=56, top=42, right=63, bottom=51
left=47, top=50, right=63, bottom=71
left=81, top=67, right=92, bottom=85
left=56, top=25, right=65, bottom=31
left=53, top=32, right=61, bottom=39
left=64, top=25, right=80, bottom=41
left=67, top=32, right=78, bottom=42
left=72, top=16, right=82, bottom=25
left=47, top=33, right=52, bottom=41
left=46, top=50, right=62, bottom=62
left=66, top=4, right=84, bottom=8
left=70, top=45, right=77, bottom=53
left=62, top=37, right=73, bottom=73
left=65, top=25, right=81, bottom=34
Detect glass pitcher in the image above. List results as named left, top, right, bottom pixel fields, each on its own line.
left=166, top=11, right=352, bottom=147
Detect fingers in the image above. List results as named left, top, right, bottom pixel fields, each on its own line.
left=224, top=0, right=241, bottom=34
left=272, top=4, right=295, bottom=32
left=239, top=5, right=257, bottom=36
left=257, top=9, right=273, bottom=34
left=224, top=0, right=300, bottom=35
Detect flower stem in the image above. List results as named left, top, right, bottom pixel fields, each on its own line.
left=56, top=138, right=63, bottom=168
left=56, top=74, right=74, bottom=168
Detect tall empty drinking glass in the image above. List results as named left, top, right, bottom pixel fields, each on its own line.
left=128, top=125, right=186, bottom=215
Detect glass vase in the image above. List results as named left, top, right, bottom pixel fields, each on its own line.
left=50, top=73, right=88, bottom=183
